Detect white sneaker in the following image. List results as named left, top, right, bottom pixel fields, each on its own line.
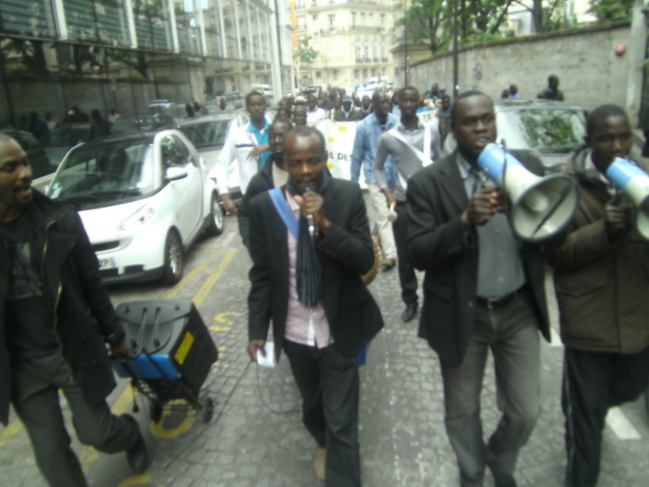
left=314, top=446, right=327, bottom=480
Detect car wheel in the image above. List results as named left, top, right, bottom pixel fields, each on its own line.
left=161, top=229, right=183, bottom=284
left=205, top=193, right=224, bottom=236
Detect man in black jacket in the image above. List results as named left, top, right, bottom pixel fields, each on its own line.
left=0, top=134, right=149, bottom=487
left=406, top=92, right=550, bottom=487
left=246, top=126, right=383, bottom=486
left=238, top=118, right=292, bottom=248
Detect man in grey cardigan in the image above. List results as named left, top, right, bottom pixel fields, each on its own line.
left=373, top=86, right=442, bottom=323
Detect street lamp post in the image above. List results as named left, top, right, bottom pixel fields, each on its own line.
left=404, top=0, right=408, bottom=86
left=452, top=0, right=459, bottom=98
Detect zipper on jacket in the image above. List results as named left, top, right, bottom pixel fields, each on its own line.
left=43, top=214, right=75, bottom=380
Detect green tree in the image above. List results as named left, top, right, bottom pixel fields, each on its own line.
left=294, top=35, right=318, bottom=66
left=510, top=0, right=565, bottom=33
left=591, top=0, right=634, bottom=21
left=396, top=0, right=452, bottom=56
left=463, top=0, right=513, bottom=36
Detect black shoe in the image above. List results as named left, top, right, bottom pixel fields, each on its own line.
left=122, top=414, right=150, bottom=474
left=401, top=303, right=417, bottom=323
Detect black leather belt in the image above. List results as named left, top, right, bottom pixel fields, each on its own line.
left=476, top=287, right=524, bottom=309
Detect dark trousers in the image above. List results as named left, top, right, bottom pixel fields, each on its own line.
left=440, top=293, right=540, bottom=487
left=393, top=202, right=418, bottom=306
left=283, top=340, right=361, bottom=487
left=10, top=352, right=139, bottom=487
left=563, top=346, right=649, bottom=487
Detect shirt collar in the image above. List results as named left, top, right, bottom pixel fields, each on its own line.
left=248, top=121, right=269, bottom=135
left=284, top=185, right=300, bottom=212
left=456, top=152, right=473, bottom=180
left=396, top=118, right=425, bottom=132
left=456, top=151, right=488, bottom=182
left=583, top=150, right=613, bottom=188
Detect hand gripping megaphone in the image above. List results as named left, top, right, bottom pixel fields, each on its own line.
left=605, top=157, right=649, bottom=240
left=477, top=143, right=580, bottom=242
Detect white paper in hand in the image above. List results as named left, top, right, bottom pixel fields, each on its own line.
left=257, top=342, right=276, bottom=368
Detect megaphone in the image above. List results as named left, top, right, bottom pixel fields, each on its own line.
left=477, top=143, right=580, bottom=242
left=605, top=157, right=649, bottom=240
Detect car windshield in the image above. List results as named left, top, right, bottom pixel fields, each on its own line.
left=49, top=140, right=156, bottom=206
left=112, top=115, right=172, bottom=134
left=179, top=120, right=231, bottom=149
left=497, top=108, right=586, bottom=153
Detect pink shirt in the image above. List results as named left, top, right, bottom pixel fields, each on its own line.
left=283, top=187, right=333, bottom=348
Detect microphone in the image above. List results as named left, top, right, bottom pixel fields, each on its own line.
left=304, top=184, right=316, bottom=240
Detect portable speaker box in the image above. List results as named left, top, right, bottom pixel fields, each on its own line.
left=112, top=300, right=218, bottom=396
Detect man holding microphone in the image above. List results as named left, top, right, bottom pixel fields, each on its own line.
left=246, top=126, right=383, bottom=486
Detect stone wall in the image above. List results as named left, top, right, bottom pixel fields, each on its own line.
left=408, top=22, right=633, bottom=112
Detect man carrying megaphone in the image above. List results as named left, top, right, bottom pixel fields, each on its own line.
left=406, top=91, right=552, bottom=487
left=544, top=104, right=649, bottom=487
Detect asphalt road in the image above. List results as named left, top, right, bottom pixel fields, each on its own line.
left=1, top=215, right=649, bottom=487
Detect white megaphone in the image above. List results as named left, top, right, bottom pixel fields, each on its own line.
left=477, top=143, right=580, bottom=242
left=605, top=157, right=649, bottom=240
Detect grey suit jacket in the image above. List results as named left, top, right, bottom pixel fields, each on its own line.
left=406, top=150, right=551, bottom=366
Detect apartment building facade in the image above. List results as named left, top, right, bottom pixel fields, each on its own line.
left=291, top=0, right=399, bottom=91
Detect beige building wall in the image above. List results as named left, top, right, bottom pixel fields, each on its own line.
left=294, top=0, right=398, bottom=91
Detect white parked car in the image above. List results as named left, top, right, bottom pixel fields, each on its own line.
left=46, top=130, right=224, bottom=284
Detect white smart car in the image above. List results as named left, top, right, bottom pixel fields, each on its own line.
left=46, top=129, right=224, bottom=285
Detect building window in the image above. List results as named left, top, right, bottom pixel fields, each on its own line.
left=362, top=68, right=368, bottom=80
left=352, top=12, right=356, bottom=27
left=381, top=14, right=385, bottom=27
left=361, top=12, right=366, bottom=26
left=371, top=68, right=377, bottom=77
left=364, top=41, right=369, bottom=62
left=333, top=69, right=339, bottom=80
left=312, top=14, right=318, bottom=22
left=316, top=71, right=322, bottom=79
left=328, top=14, right=335, bottom=31
left=354, top=69, right=359, bottom=78
left=297, top=16, right=305, bottom=30
left=355, top=41, right=362, bottom=63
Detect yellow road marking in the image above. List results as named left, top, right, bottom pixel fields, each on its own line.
left=162, top=262, right=209, bottom=299
left=151, top=400, right=197, bottom=439
left=210, top=325, right=230, bottom=332
left=214, top=311, right=241, bottom=325
left=0, top=422, right=23, bottom=448
left=192, top=249, right=238, bottom=308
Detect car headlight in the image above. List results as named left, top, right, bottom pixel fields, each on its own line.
left=119, top=204, right=155, bottom=231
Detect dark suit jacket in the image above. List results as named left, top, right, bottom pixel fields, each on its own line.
left=248, top=178, right=384, bottom=360
left=406, top=150, right=551, bottom=367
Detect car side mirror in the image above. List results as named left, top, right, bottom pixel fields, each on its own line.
left=165, top=166, right=188, bottom=181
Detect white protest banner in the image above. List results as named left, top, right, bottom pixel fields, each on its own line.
left=316, top=119, right=367, bottom=188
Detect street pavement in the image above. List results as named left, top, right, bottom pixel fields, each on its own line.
left=1, top=215, right=649, bottom=487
